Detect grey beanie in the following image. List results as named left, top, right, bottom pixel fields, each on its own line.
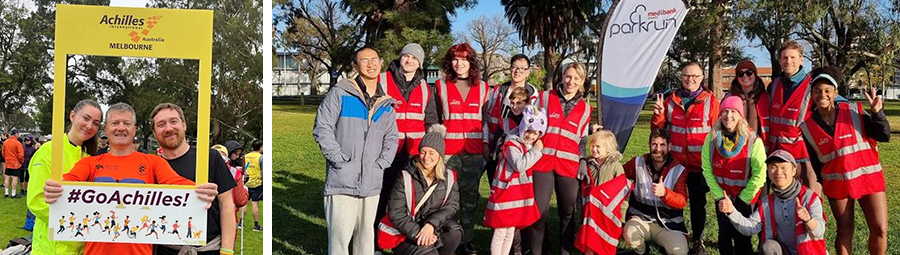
left=400, top=43, right=425, bottom=68
left=418, top=124, right=446, bottom=156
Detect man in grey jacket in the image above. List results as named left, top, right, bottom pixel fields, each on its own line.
left=313, top=46, right=399, bottom=255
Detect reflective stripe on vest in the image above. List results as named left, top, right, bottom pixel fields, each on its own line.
left=800, top=102, right=883, bottom=183
left=768, top=77, right=813, bottom=145
left=633, top=158, right=684, bottom=208
left=437, top=80, right=488, bottom=154
left=759, top=187, right=827, bottom=255
left=710, top=133, right=756, bottom=195
left=582, top=176, right=633, bottom=249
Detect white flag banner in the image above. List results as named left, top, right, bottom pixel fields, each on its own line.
left=600, top=0, right=688, bottom=150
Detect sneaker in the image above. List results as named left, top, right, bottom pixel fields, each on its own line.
left=690, top=240, right=707, bottom=255
left=237, top=220, right=243, bottom=229
left=4, top=194, right=7, bottom=198
left=252, top=225, right=262, bottom=231
left=11, top=194, right=20, bottom=199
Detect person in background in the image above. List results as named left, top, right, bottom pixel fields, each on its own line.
left=98, top=135, right=109, bottom=154
left=243, top=140, right=263, bottom=231
left=3, top=128, right=24, bottom=198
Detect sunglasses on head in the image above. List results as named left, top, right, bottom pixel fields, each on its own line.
left=738, top=70, right=754, bottom=77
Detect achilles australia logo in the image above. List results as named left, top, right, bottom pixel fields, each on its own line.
left=102, top=14, right=165, bottom=51
left=609, top=4, right=679, bottom=38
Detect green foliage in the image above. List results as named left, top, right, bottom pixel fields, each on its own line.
left=527, top=68, right=546, bottom=91
left=340, top=0, right=476, bottom=44
left=374, top=27, right=453, bottom=70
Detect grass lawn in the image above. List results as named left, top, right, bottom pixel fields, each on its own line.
left=0, top=186, right=264, bottom=255
left=274, top=102, right=900, bottom=254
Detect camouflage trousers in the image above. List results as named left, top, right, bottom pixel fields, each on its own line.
left=445, top=153, right=485, bottom=243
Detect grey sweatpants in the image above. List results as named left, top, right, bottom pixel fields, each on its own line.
left=325, top=194, right=379, bottom=255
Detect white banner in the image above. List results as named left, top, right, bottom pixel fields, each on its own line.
left=49, top=184, right=208, bottom=245
left=600, top=0, right=688, bottom=149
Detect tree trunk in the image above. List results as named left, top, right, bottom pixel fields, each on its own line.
left=708, top=0, right=726, bottom=99
left=544, top=48, right=555, bottom=91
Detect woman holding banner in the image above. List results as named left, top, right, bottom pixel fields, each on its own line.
left=701, top=96, right=767, bottom=255
left=800, top=67, right=889, bottom=255
left=523, top=62, right=593, bottom=255
left=381, top=125, right=461, bottom=255
left=27, top=99, right=104, bottom=255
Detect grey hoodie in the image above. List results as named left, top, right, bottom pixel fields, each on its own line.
left=314, top=76, right=399, bottom=196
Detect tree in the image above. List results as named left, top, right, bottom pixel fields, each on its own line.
left=150, top=0, right=264, bottom=145
left=458, top=14, right=518, bottom=83
left=797, top=0, right=899, bottom=95
left=667, top=0, right=743, bottom=96
left=0, top=1, right=50, bottom=131
left=736, top=0, right=807, bottom=76
left=277, top=0, right=363, bottom=87
left=375, top=27, right=453, bottom=70
left=340, top=0, right=476, bottom=44
left=502, top=0, right=603, bottom=89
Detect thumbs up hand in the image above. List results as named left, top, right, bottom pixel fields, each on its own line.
left=718, top=193, right=734, bottom=215
left=796, top=197, right=811, bottom=223
left=651, top=181, right=666, bottom=197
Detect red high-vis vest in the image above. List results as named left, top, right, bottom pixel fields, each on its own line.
left=664, top=92, right=717, bottom=171
left=377, top=170, right=456, bottom=249
left=436, top=79, right=489, bottom=155
left=533, top=91, right=592, bottom=178
left=758, top=186, right=828, bottom=255
left=483, top=139, right=541, bottom=228
left=768, top=76, right=813, bottom=161
left=575, top=174, right=633, bottom=255
left=484, top=84, right=536, bottom=152
left=380, top=72, right=430, bottom=155
left=800, top=102, right=885, bottom=199
left=711, top=133, right=760, bottom=203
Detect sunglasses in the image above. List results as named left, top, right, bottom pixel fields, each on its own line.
left=738, top=70, right=755, bottom=77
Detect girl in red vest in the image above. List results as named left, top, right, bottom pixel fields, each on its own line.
left=718, top=150, right=827, bottom=255
left=801, top=67, right=889, bottom=255
left=575, top=130, right=626, bottom=255
left=434, top=43, right=489, bottom=254
left=524, top=62, right=593, bottom=255
left=484, top=105, right=546, bottom=255
left=701, top=96, right=767, bottom=255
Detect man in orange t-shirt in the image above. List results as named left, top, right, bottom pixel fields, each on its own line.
left=43, top=103, right=219, bottom=255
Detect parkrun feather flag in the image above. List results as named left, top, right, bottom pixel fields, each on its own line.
left=600, top=0, right=687, bottom=151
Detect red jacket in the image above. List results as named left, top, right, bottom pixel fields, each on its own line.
left=2, top=135, right=24, bottom=169
left=652, top=90, right=719, bottom=172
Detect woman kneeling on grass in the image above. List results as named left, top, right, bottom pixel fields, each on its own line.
left=386, top=125, right=462, bottom=255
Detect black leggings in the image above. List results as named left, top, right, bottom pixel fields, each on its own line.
left=687, top=172, right=709, bottom=242
left=716, top=197, right=753, bottom=255
left=521, top=171, right=580, bottom=255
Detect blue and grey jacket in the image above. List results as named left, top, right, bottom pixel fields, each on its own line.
left=314, top=76, right=399, bottom=196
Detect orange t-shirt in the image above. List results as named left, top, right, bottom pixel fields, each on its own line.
left=64, top=151, right=195, bottom=255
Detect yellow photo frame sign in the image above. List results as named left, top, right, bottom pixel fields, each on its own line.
left=51, top=4, right=212, bottom=187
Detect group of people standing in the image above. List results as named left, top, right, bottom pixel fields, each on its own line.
left=314, top=39, right=889, bottom=255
